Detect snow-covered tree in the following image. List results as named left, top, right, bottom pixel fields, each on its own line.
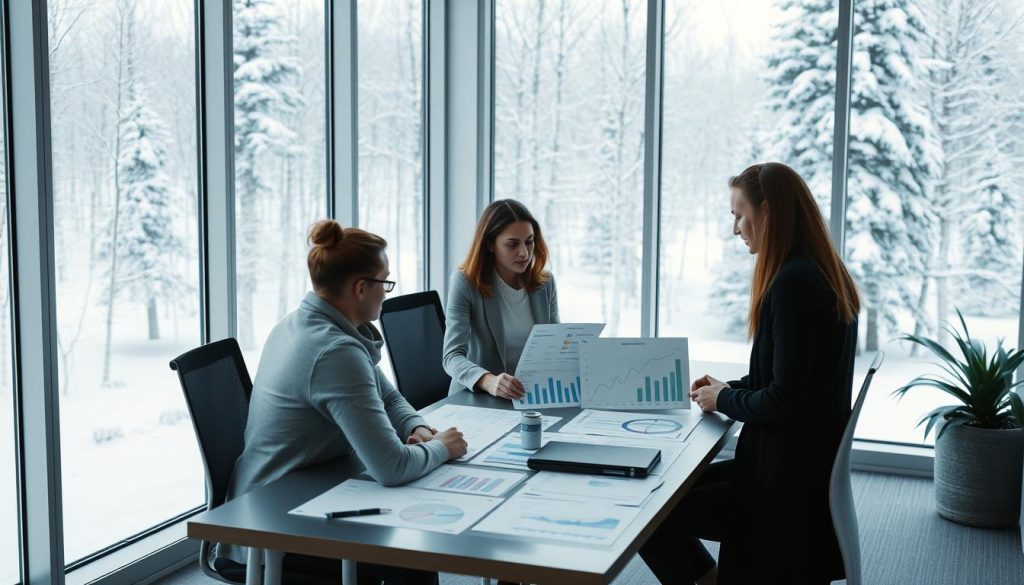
left=234, top=0, right=302, bottom=348
left=918, top=0, right=1024, bottom=325
left=113, top=86, right=186, bottom=342
left=759, top=0, right=936, bottom=351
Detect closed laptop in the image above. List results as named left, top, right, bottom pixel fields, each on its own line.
left=527, top=441, right=662, bottom=478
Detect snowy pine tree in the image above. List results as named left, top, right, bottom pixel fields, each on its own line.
left=234, top=0, right=302, bottom=348
left=114, top=87, right=186, bottom=341
left=758, top=0, right=936, bottom=351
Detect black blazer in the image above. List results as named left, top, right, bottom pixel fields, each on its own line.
left=715, top=254, right=857, bottom=584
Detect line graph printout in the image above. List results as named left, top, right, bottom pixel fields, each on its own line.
left=580, top=338, right=689, bottom=410
left=289, top=479, right=503, bottom=535
left=472, top=492, right=641, bottom=546
left=513, top=323, right=606, bottom=410
left=558, top=409, right=702, bottom=442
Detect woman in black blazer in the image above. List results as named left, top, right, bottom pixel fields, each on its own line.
left=640, top=163, right=860, bottom=585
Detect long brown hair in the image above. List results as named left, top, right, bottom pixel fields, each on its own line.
left=730, top=163, right=860, bottom=338
left=307, top=219, right=387, bottom=297
left=460, top=199, right=550, bottom=298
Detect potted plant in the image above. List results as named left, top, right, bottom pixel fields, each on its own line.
left=895, top=309, right=1024, bottom=527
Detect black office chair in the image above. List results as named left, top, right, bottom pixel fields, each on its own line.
left=171, top=338, right=337, bottom=585
left=379, top=291, right=452, bottom=410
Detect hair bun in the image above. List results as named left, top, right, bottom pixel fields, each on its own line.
left=309, top=219, right=345, bottom=248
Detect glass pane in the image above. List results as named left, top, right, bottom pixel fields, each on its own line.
left=48, top=0, right=204, bottom=561
left=234, top=0, right=327, bottom=362
left=658, top=0, right=836, bottom=362
left=494, top=0, right=648, bottom=336
left=357, top=0, right=425, bottom=297
left=0, top=23, right=17, bottom=581
left=848, top=0, right=1024, bottom=445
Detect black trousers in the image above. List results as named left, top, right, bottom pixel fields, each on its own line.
left=282, top=553, right=438, bottom=585
left=638, top=459, right=733, bottom=584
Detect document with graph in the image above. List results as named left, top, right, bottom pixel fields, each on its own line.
left=558, top=409, right=702, bottom=442
left=513, top=323, right=605, bottom=410
left=472, top=491, right=641, bottom=546
left=580, top=338, right=690, bottom=410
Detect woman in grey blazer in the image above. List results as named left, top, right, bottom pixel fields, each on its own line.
left=443, top=200, right=559, bottom=399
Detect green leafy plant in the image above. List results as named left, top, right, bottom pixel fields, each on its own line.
left=894, top=309, right=1024, bottom=440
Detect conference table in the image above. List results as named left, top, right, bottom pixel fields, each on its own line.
left=187, top=389, right=736, bottom=585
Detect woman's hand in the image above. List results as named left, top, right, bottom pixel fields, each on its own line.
left=406, top=426, right=438, bottom=445
left=478, top=373, right=525, bottom=400
left=690, top=375, right=729, bottom=413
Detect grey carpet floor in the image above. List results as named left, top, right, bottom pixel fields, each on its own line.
left=156, top=472, right=1023, bottom=585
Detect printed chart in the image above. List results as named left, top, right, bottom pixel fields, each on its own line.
left=558, top=409, right=701, bottom=442
left=473, top=493, right=641, bottom=546
left=580, top=338, right=690, bottom=410
left=469, top=432, right=553, bottom=471
left=513, top=323, right=605, bottom=410
left=423, top=404, right=560, bottom=460
left=289, top=479, right=502, bottom=535
left=407, top=464, right=526, bottom=497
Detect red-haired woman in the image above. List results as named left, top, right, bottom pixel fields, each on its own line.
left=443, top=199, right=559, bottom=400
left=640, top=163, right=860, bottom=585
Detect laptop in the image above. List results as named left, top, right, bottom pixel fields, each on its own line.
left=527, top=441, right=662, bottom=478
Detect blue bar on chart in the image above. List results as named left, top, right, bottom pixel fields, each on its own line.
left=528, top=376, right=582, bottom=405
left=557, top=380, right=563, bottom=402
left=631, top=358, right=687, bottom=403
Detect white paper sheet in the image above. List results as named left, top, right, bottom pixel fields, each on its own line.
left=580, top=338, right=690, bottom=410
left=558, top=409, right=701, bottom=442
left=513, top=323, right=606, bottom=410
left=422, top=404, right=560, bottom=461
left=473, top=492, right=641, bottom=546
left=406, top=464, right=527, bottom=497
left=519, top=471, right=664, bottom=507
left=289, top=479, right=503, bottom=535
left=467, top=432, right=553, bottom=470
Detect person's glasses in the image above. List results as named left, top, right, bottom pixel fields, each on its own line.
left=362, top=278, right=396, bottom=293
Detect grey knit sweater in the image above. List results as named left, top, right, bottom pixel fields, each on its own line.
left=220, top=292, right=448, bottom=561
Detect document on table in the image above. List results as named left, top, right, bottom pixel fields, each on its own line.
left=513, top=323, right=606, bottom=410
left=473, top=491, right=641, bottom=546
left=406, top=464, right=527, bottom=497
left=519, top=471, right=664, bottom=507
left=468, top=432, right=552, bottom=471
left=290, top=479, right=503, bottom=535
left=558, top=409, right=701, bottom=442
left=548, top=432, right=689, bottom=476
left=422, top=404, right=560, bottom=461
left=580, top=338, right=690, bottom=410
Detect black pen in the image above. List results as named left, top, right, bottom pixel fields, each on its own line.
left=325, top=508, right=391, bottom=519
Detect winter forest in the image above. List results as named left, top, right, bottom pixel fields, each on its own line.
left=1, top=0, right=1023, bottom=576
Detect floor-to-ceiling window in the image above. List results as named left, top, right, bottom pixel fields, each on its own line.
left=0, top=16, right=18, bottom=581
left=47, top=0, right=204, bottom=562
left=357, top=0, right=425, bottom=297
left=494, top=0, right=648, bottom=337
left=233, top=0, right=327, bottom=365
left=657, top=0, right=837, bottom=365
left=846, top=0, right=1024, bottom=445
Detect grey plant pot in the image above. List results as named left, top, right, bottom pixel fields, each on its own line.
left=934, top=424, right=1024, bottom=527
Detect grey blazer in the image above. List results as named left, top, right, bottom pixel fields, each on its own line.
left=443, top=270, right=559, bottom=394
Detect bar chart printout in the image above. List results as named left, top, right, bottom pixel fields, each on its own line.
left=580, top=338, right=690, bottom=410
left=513, top=323, right=605, bottom=410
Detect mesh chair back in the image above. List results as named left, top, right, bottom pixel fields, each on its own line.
left=170, top=338, right=252, bottom=583
left=380, top=291, right=451, bottom=410
left=829, top=351, right=884, bottom=585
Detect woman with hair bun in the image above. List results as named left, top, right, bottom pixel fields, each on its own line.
left=221, top=219, right=466, bottom=584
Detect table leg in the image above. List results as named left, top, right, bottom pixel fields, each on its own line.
left=264, top=550, right=283, bottom=585
left=341, top=559, right=357, bottom=585
left=246, top=547, right=263, bottom=585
